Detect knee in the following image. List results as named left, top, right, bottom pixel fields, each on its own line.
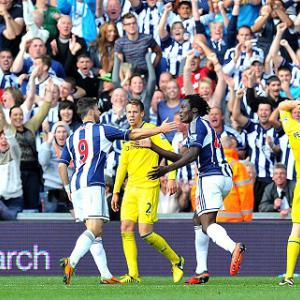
left=90, top=228, right=102, bottom=238
left=121, top=221, right=135, bottom=233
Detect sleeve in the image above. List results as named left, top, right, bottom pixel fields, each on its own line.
left=225, top=15, right=237, bottom=49
left=189, top=120, right=207, bottom=148
left=222, top=48, right=236, bottom=75
left=103, top=125, right=131, bottom=141
left=38, top=142, right=52, bottom=168
left=4, top=127, right=21, bottom=161
left=259, top=184, right=276, bottom=212
left=60, top=142, right=71, bottom=165
left=242, top=119, right=256, bottom=134
left=114, top=38, right=122, bottom=54
left=151, top=133, right=176, bottom=180
left=113, top=146, right=129, bottom=193
left=160, top=35, right=172, bottom=51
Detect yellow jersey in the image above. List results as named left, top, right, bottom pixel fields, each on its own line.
left=113, top=122, right=176, bottom=192
left=280, top=110, right=300, bottom=181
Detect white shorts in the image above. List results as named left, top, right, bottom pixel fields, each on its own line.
left=71, top=186, right=109, bottom=222
left=196, top=175, right=233, bottom=216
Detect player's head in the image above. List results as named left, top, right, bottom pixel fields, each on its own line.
left=77, top=97, right=100, bottom=122
left=125, top=99, right=144, bottom=127
left=180, top=94, right=210, bottom=123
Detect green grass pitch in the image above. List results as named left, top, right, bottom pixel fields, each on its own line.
left=1, top=276, right=299, bottom=300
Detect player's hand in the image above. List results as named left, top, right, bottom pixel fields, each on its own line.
left=148, top=165, right=169, bottom=180
left=159, top=118, right=177, bottom=134
left=111, top=193, right=120, bottom=212
left=167, top=179, right=177, bottom=195
left=134, top=138, right=152, bottom=148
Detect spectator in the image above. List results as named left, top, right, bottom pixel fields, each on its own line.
left=74, top=54, right=100, bottom=98
left=89, top=21, right=119, bottom=76
left=115, top=12, right=162, bottom=75
left=158, top=71, right=172, bottom=95
left=11, top=37, right=65, bottom=78
left=0, top=105, right=23, bottom=220
left=157, top=79, right=181, bottom=142
left=58, top=100, right=81, bottom=134
left=113, top=51, right=156, bottom=121
left=8, top=80, right=54, bottom=211
left=0, top=0, right=25, bottom=57
left=232, top=88, right=281, bottom=212
left=38, top=121, right=73, bottom=212
left=49, top=15, right=87, bottom=76
left=35, top=0, right=61, bottom=40
left=131, top=0, right=163, bottom=45
left=158, top=3, right=191, bottom=76
left=22, top=0, right=49, bottom=43
left=259, top=163, right=295, bottom=219
left=217, top=136, right=254, bottom=222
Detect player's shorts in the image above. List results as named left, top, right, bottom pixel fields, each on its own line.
left=292, top=182, right=300, bottom=223
left=121, top=185, right=160, bottom=224
left=196, top=175, right=233, bottom=216
left=71, top=186, right=109, bottom=222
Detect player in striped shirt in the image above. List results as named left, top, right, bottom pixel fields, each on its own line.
left=58, top=97, right=176, bottom=285
left=147, top=94, right=246, bottom=284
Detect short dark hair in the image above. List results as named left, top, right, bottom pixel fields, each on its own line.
left=278, top=65, right=292, bottom=74
left=127, top=99, right=144, bottom=112
left=35, top=55, right=52, bottom=69
left=58, top=100, right=76, bottom=121
left=76, top=97, right=98, bottom=119
left=0, top=49, right=13, bottom=56
left=77, top=53, right=91, bottom=62
left=185, top=94, right=210, bottom=117
left=238, top=25, right=252, bottom=35
left=266, top=75, right=280, bottom=85
left=178, top=1, right=192, bottom=8
left=63, top=77, right=76, bottom=92
left=129, top=73, right=144, bottom=86
left=274, top=163, right=287, bottom=172
left=122, top=12, right=137, bottom=24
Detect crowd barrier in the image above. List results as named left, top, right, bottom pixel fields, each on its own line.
left=0, top=214, right=297, bottom=276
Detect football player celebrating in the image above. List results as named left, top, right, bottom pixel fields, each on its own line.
left=58, top=97, right=176, bottom=285
left=146, top=94, right=246, bottom=283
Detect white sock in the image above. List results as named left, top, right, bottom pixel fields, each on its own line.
left=206, top=223, right=236, bottom=254
left=194, top=225, right=209, bottom=274
left=90, top=237, right=113, bottom=279
left=70, top=230, right=95, bottom=267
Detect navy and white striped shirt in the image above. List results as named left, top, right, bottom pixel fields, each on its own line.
left=223, top=47, right=264, bottom=89
left=243, top=120, right=279, bottom=178
left=279, top=131, right=296, bottom=181
left=187, top=117, right=233, bottom=178
left=0, top=69, right=18, bottom=89
left=60, top=122, right=130, bottom=192
left=161, top=35, right=191, bottom=76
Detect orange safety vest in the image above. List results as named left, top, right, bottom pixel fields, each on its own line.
left=217, top=148, right=254, bottom=222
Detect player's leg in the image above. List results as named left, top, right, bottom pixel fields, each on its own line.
left=138, top=186, right=184, bottom=283
left=120, top=187, right=140, bottom=282
left=185, top=213, right=210, bottom=285
left=280, top=186, right=300, bottom=286
left=198, top=176, right=245, bottom=276
left=86, top=187, right=120, bottom=284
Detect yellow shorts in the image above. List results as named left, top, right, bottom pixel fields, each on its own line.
left=292, top=182, right=300, bottom=223
left=120, top=185, right=160, bottom=224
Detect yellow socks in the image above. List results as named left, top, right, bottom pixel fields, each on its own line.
left=142, top=232, right=179, bottom=265
left=286, top=236, right=300, bottom=278
left=121, top=232, right=139, bottom=278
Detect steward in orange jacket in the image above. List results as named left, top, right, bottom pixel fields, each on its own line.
left=217, top=144, right=254, bottom=222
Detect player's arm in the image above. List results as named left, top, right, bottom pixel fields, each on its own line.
left=278, top=100, right=300, bottom=112
left=58, top=143, right=72, bottom=201
left=148, top=147, right=200, bottom=179
left=112, top=148, right=129, bottom=212
left=129, top=120, right=177, bottom=140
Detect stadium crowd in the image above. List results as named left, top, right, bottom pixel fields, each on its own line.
left=0, top=0, right=300, bottom=221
